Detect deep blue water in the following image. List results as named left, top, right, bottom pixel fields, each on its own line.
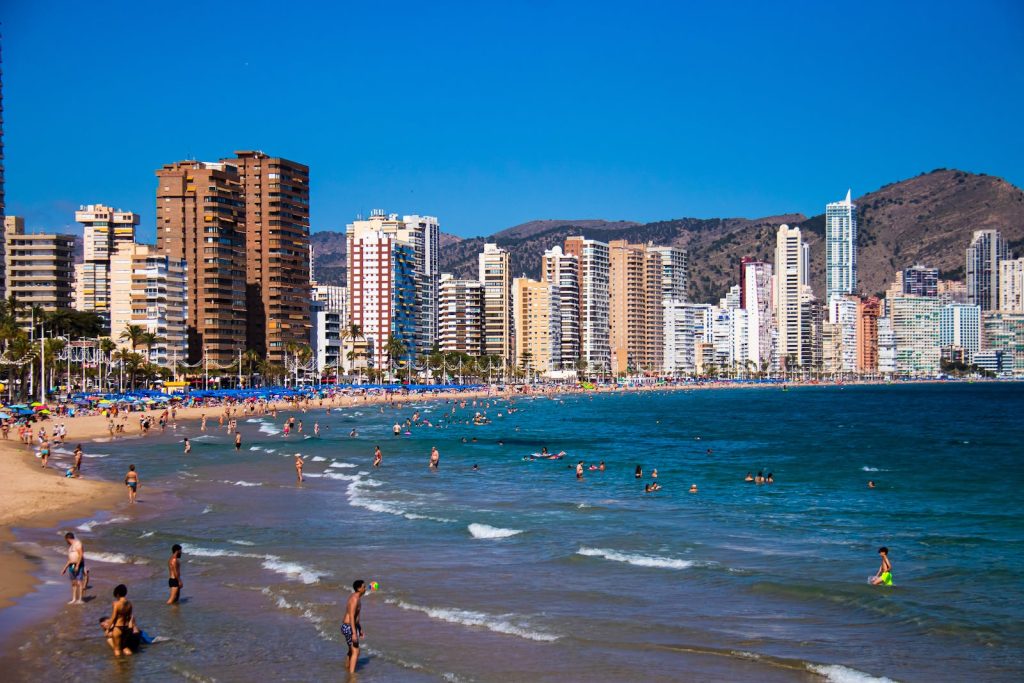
left=3, top=383, right=1023, bottom=682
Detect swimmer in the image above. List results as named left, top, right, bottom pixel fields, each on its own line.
left=350, top=428, right=358, bottom=438
left=651, top=468, right=658, bottom=479
left=471, top=464, right=479, bottom=471
left=373, top=446, right=382, bottom=468
left=183, top=438, right=191, bottom=454
left=314, top=422, right=320, bottom=437
left=870, top=546, right=893, bottom=586
left=689, top=484, right=698, bottom=493
left=576, top=461, right=584, bottom=480
left=124, top=464, right=139, bottom=503
left=744, top=472, right=754, bottom=482
left=766, top=472, right=774, bottom=484
left=868, top=480, right=876, bottom=488
left=635, top=464, right=642, bottom=479
left=295, top=454, right=304, bottom=483
left=598, top=461, right=605, bottom=471
left=429, top=446, right=440, bottom=470
left=234, top=431, right=242, bottom=451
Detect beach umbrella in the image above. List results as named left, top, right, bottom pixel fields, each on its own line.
left=39, top=409, right=51, bottom=415
left=30, top=401, right=43, bottom=407
left=0, top=412, right=10, bottom=419
left=9, top=404, right=27, bottom=409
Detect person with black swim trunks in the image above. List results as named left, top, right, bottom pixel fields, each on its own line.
left=167, top=544, right=183, bottom=604
left=341, top=580, right=367, bottom=673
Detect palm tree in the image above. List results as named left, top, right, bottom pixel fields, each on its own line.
left=140, top=331, right=165, bottom=361
left=386, top=336, right=407, bottom=383
left=119, top=324, right=148, bottom=352
left=116, top=351, right=147, bottom=391
left=242, top=349, right=261, bottom=387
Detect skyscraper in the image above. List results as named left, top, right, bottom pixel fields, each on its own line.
left=856, top=296, right=881, bottom=374
left=609, top=240, right=659, bottom=374
left=512, top=277, right=560, bottom=374
left=742, top=260, right=773, bottom=369
left=74, top=204, right=139, bottom=329
left=825, top=190, right=857, bottom=300
left=564, top=236, right=610, bottom=372
left=228, top=151, right=310, bottom=363
left=999, top=258, right=1024, bottom=313
left=403, top=215, right=441, bottom=351
left=966, top=229, right=1009, bottom=311
left=109, top=243, right=187, bottom=368
left=438, top=273, right=483, bottom=355
left=773, top=224, right=810, bottom=370
left=939, top=303, right=981, bottom=363
left=479, top=243, right=512, bottom=363
left=156, top=160, right=246, bottom=364
left=346, top=211, right=419, bottom=371
left=542, top=246, right=580, bottom=369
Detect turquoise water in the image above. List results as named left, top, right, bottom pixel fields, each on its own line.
left=3, top=384, right=1023, bottom=681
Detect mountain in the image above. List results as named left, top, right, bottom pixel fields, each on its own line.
left=310, top=169, right=1024, bottom=302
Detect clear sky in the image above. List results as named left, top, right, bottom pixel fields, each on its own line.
left=3, top=0, right=1023, bottom=240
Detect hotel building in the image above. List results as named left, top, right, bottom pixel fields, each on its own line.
left=438, top=273, right=483, bottom=355
left=966, top=229, right=1009, bottom=311
left=512, top=277, right=560, bottom=374
left=825, top=190, right=857, bottom=300
left=564, top=236, right=610, bottom=372
left=542, top=246, right=580, bottom=369
left=479, top=243, right=512, bottom=363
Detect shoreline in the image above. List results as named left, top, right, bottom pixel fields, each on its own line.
left=0, top=378, right=1012, bottom=613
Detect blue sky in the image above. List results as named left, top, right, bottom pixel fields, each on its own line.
left=3, top=1, right=1023, bottom=239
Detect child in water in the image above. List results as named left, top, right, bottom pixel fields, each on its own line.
left=870, top=547, right=893, bottom=586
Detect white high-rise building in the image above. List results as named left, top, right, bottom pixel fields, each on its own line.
left=646, top=245, right=688, bottom=301
left=478, top=243, right=512, bottom=363
left=403, top=215, right=440, bottom=350
left=346, top=211, right=419, bottom=371
left=663, top=301, right=712, bottom=375
left=109, top=243, right=187, bottom=368
left=966, top=229, right=1009, bottom=311
left=891, top=295, right=942, bottom=376
left=438, top=273, right=483, bottom=355
left=828, top=295, right=859, bottom=373
left=939, top=303, right=981, bottom=362
left=565, top=236, right=610, bottom=372
left=742, top=260, right=774, bottom=369
left=74, top=204, right=140, bottom=329
left=542, top=246, right=580, bottom=369
left=774, top=224, right=810, bottom=370
left=826, top=190, right=857, bottom=300
left=878, top=316, right=896, bottom=375
left=999, top=258, right=1024, bottom=312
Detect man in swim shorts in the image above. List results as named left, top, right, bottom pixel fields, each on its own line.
left=871, top=546, right=893, bottom=586
left=62, top=532, right=85, bottom=604
left=125, top=464, right=139, bottom=503
left=167, top=544, right=183, bottom=605
left=341, top=580, right=368, bottom=673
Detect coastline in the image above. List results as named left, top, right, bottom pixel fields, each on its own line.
left=0, top=378, right=1007, bottom=612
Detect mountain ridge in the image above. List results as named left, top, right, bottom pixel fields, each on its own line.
left=311, top=169, right=1024, bottom=302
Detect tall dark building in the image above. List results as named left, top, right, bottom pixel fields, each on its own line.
left=226, top=151, right=310, bottom=363
left=902, top=265, right=938, bottom=298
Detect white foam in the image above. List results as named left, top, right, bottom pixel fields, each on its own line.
left=228, top=539, right=255, bottom=546
left=265, top=448, right=276, bottom=453
left=861, top=466, right=881, bottom=472
left=261, top=557, right=325, bottom=585
left=387, top=599, right=559, bottom=642
left=577, top=546, right=693, bottom=570
left=249, top=446, right=263, bottom=451
left=201, top=505, right=214, bottom=514
left=77, top=516, right=130, bottom=532
left=88, top=552, right=148, bottom=565
left=468, top=523, right=523, bottom=539
left=259, top=424, right=281, bottom=436
left=180, top=544, right=261, bottom=559
left=139, top=531, right=155, bottom=538
left=808, top=664, right=896, bottom=683
left=327, top=462, right=358, bottom=469
left=323, top=471, right=359, bottom=481
left=222, top=480, right=262, bottom=487
left=311, top=456, right=326, bottom=462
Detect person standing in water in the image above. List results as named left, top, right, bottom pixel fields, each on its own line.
left=870, top=546, right=893, bottom=586
left=295, top=454, right=304, bottom=483
left=183, top=438, right=191, bottom=454
left=166, top=544, right=183, bottom=605
left=61, top=532, right=85, bottom=604
left=124, top=465, right=139, bottom=504
left=73, top=445, right=83, bottom=478
left=373, top=446, right=383, bottom=468
left=341, top=580, right=368, bottom=673
left=429, top=446, right=440, bottom=470
left=234, top=431, right=242, bottom=451
left=576, top=461, right=584, bottom=480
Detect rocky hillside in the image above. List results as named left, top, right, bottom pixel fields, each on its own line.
left=311, top=169, right=1024, bottom=302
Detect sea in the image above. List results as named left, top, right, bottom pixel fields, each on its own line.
left=1, top=383, right=1022, bottom=682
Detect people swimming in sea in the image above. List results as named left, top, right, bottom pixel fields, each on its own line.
left=234, top=431, right=242, bottom=451
left=598, top=461, right=606, bottom=471
left=744, top=472, right=754, bottom=482
left=868, top=480, right=876, bottom=488
left=635, top=465, right=643, bottom=479
left=471, top=464, right=480, bottom=471
left=870, top=546, right=893, bottom=586
left=689, top=483, right=698, bottom=493
left=651, top=468, right=658, bottom=479
left=429, top=446, right=440, bottom=470
left=576, top=461, right=584, bottom=480
left=645, top=482, right=661, bottom=493
left=766, top=472, right=774, bottom=484
left=183, top=438, right=191, bottom=454
left=755, top=471, right=764, bottom=485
